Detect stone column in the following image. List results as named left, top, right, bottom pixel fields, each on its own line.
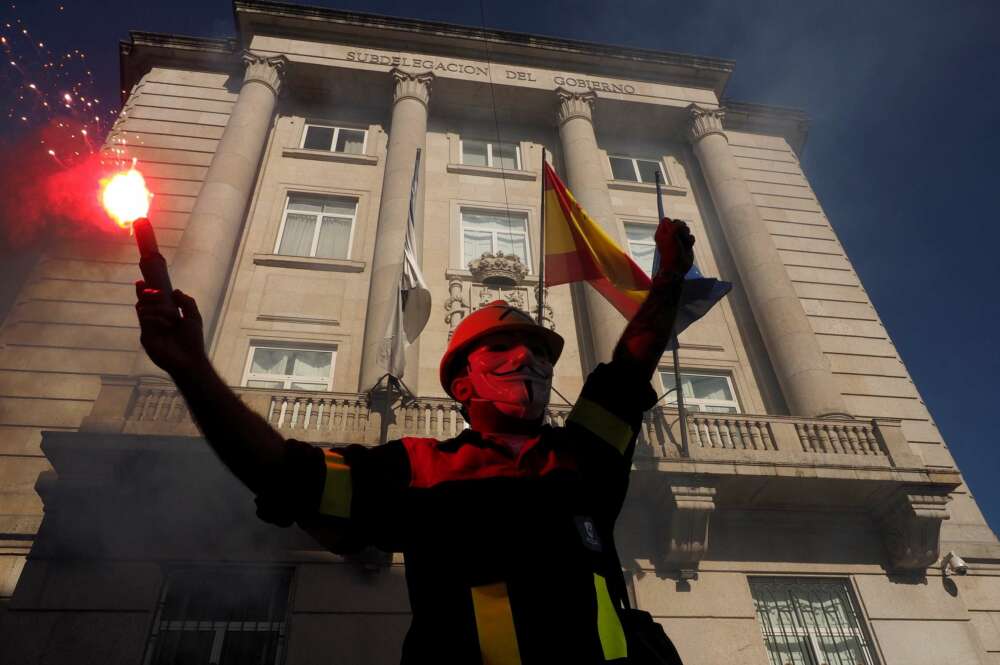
left=358, top=70, right=434, bottom=392
left=555, top=88, right=626, bottom=368
left=133, top=51, right=287, bottom=378
left=686, top=104, right=848, bottom=417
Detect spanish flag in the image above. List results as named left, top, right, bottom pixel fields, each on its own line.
left=543, top=161, right=650, bottom=318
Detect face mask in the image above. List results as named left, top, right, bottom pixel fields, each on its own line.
left=462, top=340, right=553, bottom=421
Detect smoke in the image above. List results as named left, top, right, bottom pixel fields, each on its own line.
left=0, top=121, right=121, bottom=253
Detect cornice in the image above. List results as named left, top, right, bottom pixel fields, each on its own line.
left=722, top=99, right=810, bottom=156
left=119, top=32, right=238, bottom=104
left=232, top=0, right=734, bottom=96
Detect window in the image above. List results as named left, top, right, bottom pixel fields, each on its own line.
left=624, top=222, right=657, bottom=276
left=275, top=193, right=357, bottom=260
left=461, top=209, right=531, bottom=269
left=144, top=567, right=291, bottom=665
left=609, top=156, right=665, bottom=184
left=301, top=124, right=366, bottom=154
left=660, top=371, right=740, bottom=413
left=461, top=139, right=521, bottom=170
left=245, top=345, right=335, bottom=391
left=749, top=578, right=880, bottom=665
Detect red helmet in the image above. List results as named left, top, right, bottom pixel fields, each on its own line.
left=439, top=300, right=564, bottom=398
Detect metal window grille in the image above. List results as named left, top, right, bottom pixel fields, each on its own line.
left=143, top=567, right=292, bottom=665
left=749, top=578, right=880, bottom=665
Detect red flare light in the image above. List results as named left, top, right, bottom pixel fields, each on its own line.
left=100, top=164, right=151, bottom=228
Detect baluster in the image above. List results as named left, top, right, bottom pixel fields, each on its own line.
left=351, top=399, right=361, bottom=433
left=138, top=390, right=154, bottom=421
left=169, top=393, right=183, bottom=422
left=747, top=421, right=762, bottom=450
left=145, top=390, right=160, bottom=421
left=862, top=427, right=881, bottom=455
left=828, top=426, right=845, bottom=453
left=326, top=397, right=344, bottom=432
left=315, top=398, right=324, bottom=431
left=689, top=418, right=703, bottom=448
left=718, top=419, right=733, bottom=449
left=705, top=418, right=720, bottom=448
left=760, top=423, right=775, bottom=450
left=300, top=399, right=310, bottom=430
left=277, top=397, right=288, bottom=428
left=814, top=425, right=831, bottom=453
left=808, top=424, right=822, bottom=452
left=845, top=426, right=862, bottom=454
left=729, top=420, right=744, bottom=449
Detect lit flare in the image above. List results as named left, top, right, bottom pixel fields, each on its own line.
left=100, top=162, right=152, bottom=228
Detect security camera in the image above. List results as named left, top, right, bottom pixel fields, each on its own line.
left=942, top=551, right=969, bottom=576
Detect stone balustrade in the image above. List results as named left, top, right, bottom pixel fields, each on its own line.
left=110, top=383, right=922, bottom=470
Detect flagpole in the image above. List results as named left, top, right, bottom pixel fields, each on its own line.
left=655, top=170, right=690, bottom=458
left=536, top=147, right=547, bottom=326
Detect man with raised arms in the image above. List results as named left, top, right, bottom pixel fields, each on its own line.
left=134, top=218, right=694, bottom=664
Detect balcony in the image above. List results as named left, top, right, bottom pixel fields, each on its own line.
left=102, top=381, right=924, bottom=472
left=75, top=376, right=959, bottom=573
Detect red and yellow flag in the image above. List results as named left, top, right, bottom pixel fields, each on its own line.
left=543, top=161, right=651, bottom=318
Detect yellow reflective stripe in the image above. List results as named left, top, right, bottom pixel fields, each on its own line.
left=568, top=397, right=633, bottom=454
left=318, top=451, right=352, bottom=518
left=470, top=582, right=522, bottom=665
left=593, top=574, right=628, bottom=661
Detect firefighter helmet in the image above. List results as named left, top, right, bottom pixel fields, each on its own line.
left=439, top=300, right=564, bottom=398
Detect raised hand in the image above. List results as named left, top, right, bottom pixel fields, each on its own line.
left=134, top=281, right=207, bottom=379
left=654, top=218, right=695, bottom=283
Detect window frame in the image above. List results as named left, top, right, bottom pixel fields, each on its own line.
left=623, top=221, right=658, bottom=277
left=142, top=566, right=292, bottom=665
left=749, top=576, right=881, bottom=665
left=608, top=155, right=667, bottom=184
left=659, top=370, right=741, bottom=414
left=242, top=342, right=337, bottom=392
left=460, top=138, right=522, bottom=170
left=273, top=192, right=358, bottom=260
left=459, top=207, right=532, bottom=272
left=300, top=123, right=368, bottom=154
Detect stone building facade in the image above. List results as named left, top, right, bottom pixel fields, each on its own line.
left=1, top=1, right=998, bottom=663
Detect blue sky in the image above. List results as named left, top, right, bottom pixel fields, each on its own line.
left=2, top=0, right=998, bottom=532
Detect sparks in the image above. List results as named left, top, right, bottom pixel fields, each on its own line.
left=46, top=149, right=66, bottom=168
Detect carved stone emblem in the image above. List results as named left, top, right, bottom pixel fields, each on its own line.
left=467, top=252, right=528, bottom=287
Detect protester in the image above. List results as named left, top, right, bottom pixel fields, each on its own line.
left=134, top=218, right=694, bottom=664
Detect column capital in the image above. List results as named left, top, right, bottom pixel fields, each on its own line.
left=556, top=88, right=597, bottom=125
left=686, top=103, right=726, bottom=143
left=391, top=68, right=434, bottom=107
left=241, top=51, right=288, bottom=96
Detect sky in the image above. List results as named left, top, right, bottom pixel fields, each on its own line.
left=1, top=0, right=998, bottom=533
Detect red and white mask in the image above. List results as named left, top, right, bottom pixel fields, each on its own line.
left=450, top=333, right=553, bottom=422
